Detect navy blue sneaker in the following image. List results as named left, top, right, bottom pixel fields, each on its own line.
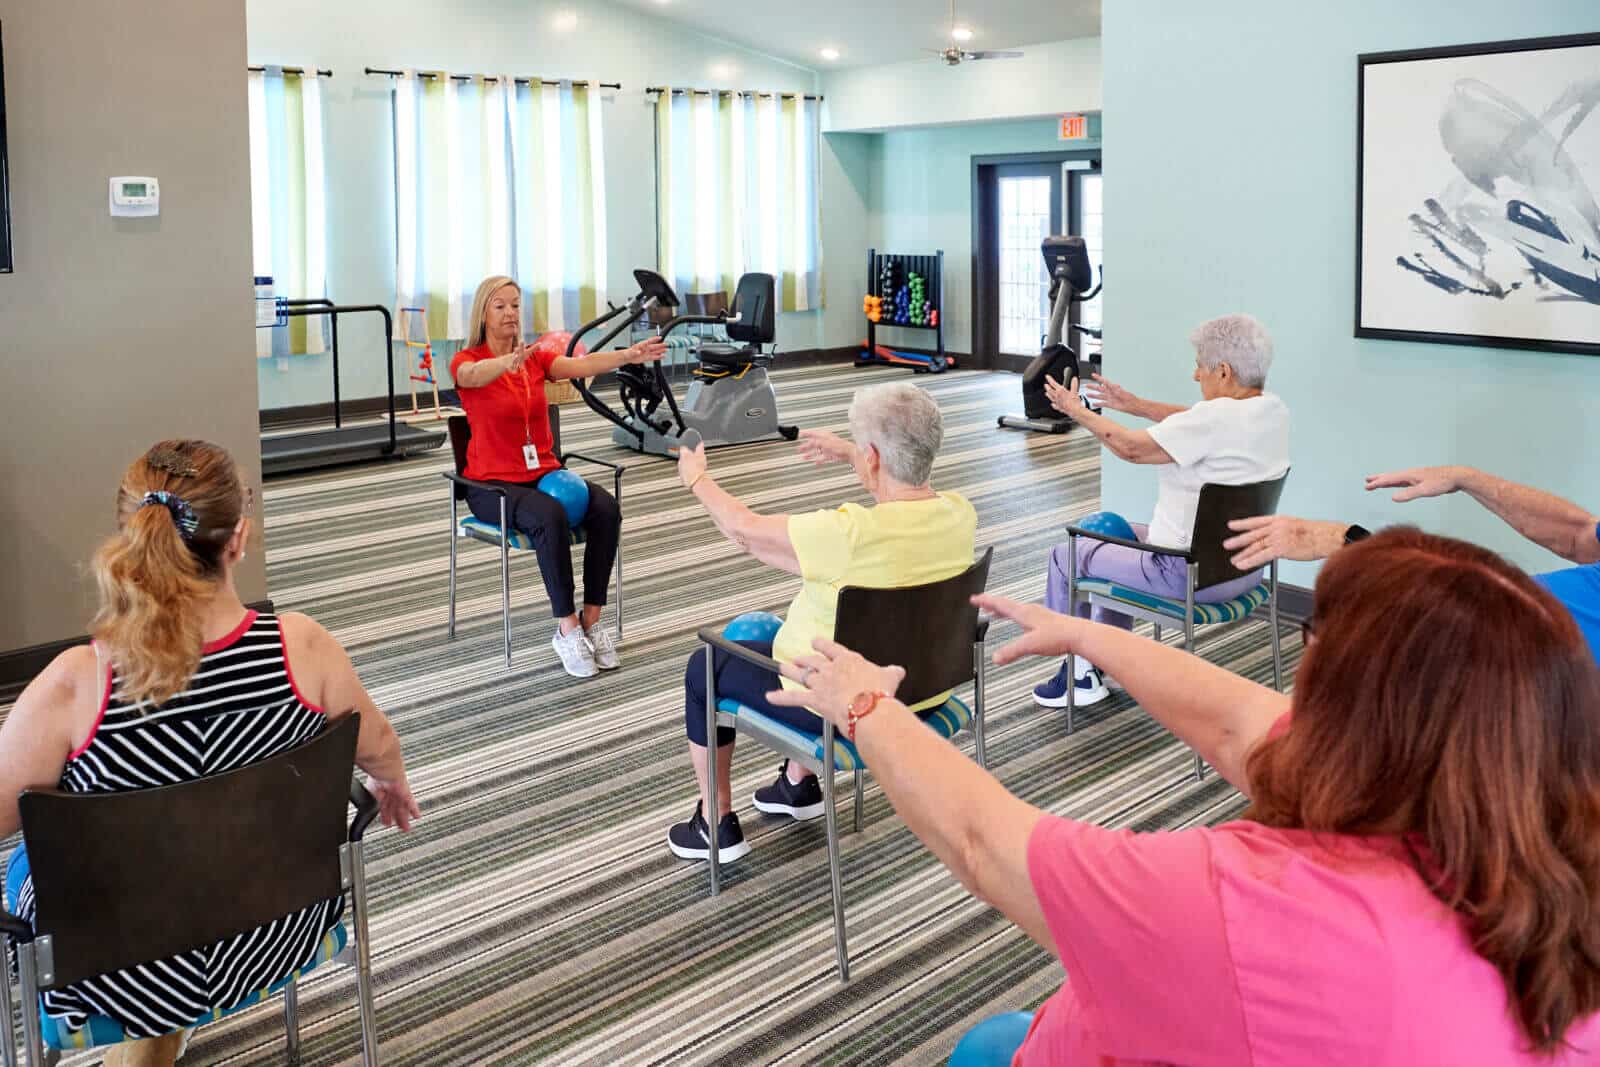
left=1034, top=659, right=1110, bottom=708
left=667, top=801, right=751, bottom=862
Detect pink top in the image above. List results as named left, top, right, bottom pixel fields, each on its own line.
left=1017, top=815, right=1600, bottom=1066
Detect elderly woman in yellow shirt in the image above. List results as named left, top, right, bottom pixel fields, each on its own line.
left=668, top=381, right=977, bottom=862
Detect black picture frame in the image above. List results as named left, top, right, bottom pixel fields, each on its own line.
left=0, top=20, right=12, bottom=274
left=1355, top=32, right=1600, bottom=358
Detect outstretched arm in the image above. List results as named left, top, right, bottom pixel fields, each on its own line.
left=978, top=595, right=1289, bottom=793
left=1044, top=376, right=1175, bottom=465
left=678, top=443, right=800, bottom=574
left=550, top=337, right=667, bottom=381
left=1085, top=374, right=1188, bottom=423
left=1367, top=465, right=1600, bottom=564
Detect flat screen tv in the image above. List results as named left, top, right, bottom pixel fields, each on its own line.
left=0, top=20, right=10, bottom=273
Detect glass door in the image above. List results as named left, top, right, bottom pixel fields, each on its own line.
left=994, top=165, right=1062, bottom=356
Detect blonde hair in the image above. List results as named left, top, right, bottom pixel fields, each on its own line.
left=91, top=440, right=244, bottom=707
left=467, top=275, right=521, bottom=348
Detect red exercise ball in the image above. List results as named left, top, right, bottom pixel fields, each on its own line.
left=532, top=331, right=587, bottom=359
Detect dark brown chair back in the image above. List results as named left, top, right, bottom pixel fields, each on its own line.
left=17, top=714, right=360, bottom=990
left=831, top=548, right=993, bottom=707
left=1190, top=472, right=1290, bottom=589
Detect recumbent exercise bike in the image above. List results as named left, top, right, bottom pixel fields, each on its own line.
left=567, top=269, right=798, bottom=457
left=998, top=235, right=1103, bottom=435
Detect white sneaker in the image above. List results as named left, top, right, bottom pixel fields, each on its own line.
left=552, top=625, right=598, bottom=678
left=586, top=626, right=620, bottom=670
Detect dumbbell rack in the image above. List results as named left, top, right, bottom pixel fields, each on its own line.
left=864, top=248, right=945, bottom=362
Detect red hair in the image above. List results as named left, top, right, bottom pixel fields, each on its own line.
left=1245, top=528, right=1600, bottom=1054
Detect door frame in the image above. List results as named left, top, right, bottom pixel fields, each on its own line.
left=971, top=149, right=1101, bottom=372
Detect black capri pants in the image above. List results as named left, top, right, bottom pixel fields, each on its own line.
left=465, top=476, right=621, bottom=619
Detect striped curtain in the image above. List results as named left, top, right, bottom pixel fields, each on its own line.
left=655, top=90, right=822, bottom=312
left=248, top=66, right=329, bottom=357
left=392, top=72, right=608, bottom=340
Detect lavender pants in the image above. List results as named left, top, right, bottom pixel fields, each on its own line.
left=1044, top=520, right=1263, bottom=630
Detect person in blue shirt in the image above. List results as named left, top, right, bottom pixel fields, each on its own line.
left=1225, top=465, right=1600, bottom=661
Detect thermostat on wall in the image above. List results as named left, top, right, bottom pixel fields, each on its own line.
left=109, top=177, right=159, bottom=217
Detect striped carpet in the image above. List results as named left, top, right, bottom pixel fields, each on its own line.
left=40, top=364, right=1300, bottom=1065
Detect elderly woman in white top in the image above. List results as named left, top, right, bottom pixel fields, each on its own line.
left=1033, top=313, right=1290, bottom=707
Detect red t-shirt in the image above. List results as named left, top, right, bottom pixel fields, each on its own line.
left=450, top=343, right=562, bottom=483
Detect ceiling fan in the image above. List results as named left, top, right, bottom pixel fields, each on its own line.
left=924, top=0, right=1023, bottom=66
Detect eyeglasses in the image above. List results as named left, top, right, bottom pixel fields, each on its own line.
left=1300, top=618, right=1315, bottom=646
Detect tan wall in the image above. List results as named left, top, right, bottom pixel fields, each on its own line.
left=0, top=0, right=265, bottom=652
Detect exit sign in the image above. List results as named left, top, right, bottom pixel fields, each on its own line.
left=1058, top=114, right=1088, bottom=141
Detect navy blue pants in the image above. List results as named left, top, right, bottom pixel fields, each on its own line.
left=466, top=477, right=620, bottom=619
left=684, top=641, right=826, bottom=747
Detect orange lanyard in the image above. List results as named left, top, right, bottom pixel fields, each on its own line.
left=519, top=365, right=534, bottom=445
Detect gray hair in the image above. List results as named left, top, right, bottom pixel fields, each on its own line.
left=1189, top=314, right=1273, bottom=388
left=847, top=382, right=943, bottom=486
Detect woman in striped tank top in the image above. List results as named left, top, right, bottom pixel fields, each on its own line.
left=0, top=440, right=420, bottom=1067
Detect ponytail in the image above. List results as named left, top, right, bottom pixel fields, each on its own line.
left=90, top=441, right=244, bottom=708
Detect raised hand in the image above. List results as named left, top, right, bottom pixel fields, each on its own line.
left=970, top=594, right=1083, bottom=667
left=1224, top=515, right=1349, bottom=570
left=766, top=637, right=905, bottom=729
left=1365, top=466, right=1465, bottom=503
left=1043, top=375, right=1088, bottom=419
left=797, top=428, right=855, bottom=467
left=626, top=337, right=669, bottom=365
left=677, top=440, right=709, bottom=489
left=1084, top=373, right=1137, bottom=413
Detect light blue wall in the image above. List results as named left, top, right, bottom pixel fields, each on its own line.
left=818, top=116, right=1103, bottom=354
left=1102, top=1, right=1600, bottom=584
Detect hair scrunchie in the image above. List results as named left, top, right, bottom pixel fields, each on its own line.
left=139, top=491, right=200, bottom=543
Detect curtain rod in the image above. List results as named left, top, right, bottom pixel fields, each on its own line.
left=365, top=67, right=621, bottom=90
left=646, top=87, right=823, bottom=101
left=248, top=66, right=333, bottom=77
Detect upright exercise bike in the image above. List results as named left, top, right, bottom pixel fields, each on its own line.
left=998, top=236, right=1103, bottom=435
left=567, top=269, right=798, bottom=457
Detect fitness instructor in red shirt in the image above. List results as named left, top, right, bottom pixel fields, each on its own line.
left=451, top=274, right=665, bottom=678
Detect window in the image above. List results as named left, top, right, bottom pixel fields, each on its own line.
left=390, top=73, right=608, bottom=339
left=998, top=175, right=1054, bottom=355
left=248, top=67, right=328, bottom=357
left=1075, top=171, right=1104, bottom=333
left=655, top=90, right=822, bottom=312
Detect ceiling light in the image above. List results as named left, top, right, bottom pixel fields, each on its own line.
left=820, top=47, right=840, bottom=61
left=552, top=10, right=578, bottom=30
left=710, top=62, right=734, bottom=80
left=951, top=26, right=973, bottom=42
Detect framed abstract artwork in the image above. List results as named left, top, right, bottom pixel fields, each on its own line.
left=1357, top=33, right=1600, bottom=356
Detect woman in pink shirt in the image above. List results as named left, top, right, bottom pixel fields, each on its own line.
left=768, top=528, right=1600, bottom=1065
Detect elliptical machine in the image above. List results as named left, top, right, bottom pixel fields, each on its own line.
left=567, top=269, right=798, bottom=457
left=997, top=235, right=1103, bottom=434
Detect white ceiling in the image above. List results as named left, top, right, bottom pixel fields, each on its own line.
left=611, top=0, right=1101, bottom=72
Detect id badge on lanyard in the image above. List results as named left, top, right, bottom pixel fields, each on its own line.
left=520, top=364, right=540, bottom=470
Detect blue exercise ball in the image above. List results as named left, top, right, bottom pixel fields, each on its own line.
left=723, top=611, right=783, bottom=643
left=1077, top=510, right=1137, bottom=541
left=537, top=468, right=590, bottom=528
left=949, top=1012, right=1034, bottom=1067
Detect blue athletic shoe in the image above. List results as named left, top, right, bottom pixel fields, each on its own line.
left=1033, top=659, right=1110, bottom=708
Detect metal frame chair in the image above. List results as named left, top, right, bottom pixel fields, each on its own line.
left=444, top=408, right=626, bottom=668
left=1065, top=474, right=1290, bottom=779
left=0, top=715, right=381, bottom=1067
left=695, top=548, right=994, bottom=981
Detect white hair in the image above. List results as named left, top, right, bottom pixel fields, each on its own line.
left=847, top=382, right=943, bottom=486
left=1189, top=314, right=1273, bottom=388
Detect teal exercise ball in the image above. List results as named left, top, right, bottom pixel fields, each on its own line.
left=949, top=1012, right=1034, bottom=1066
left=723, top=611, right=783, bottom=643
left=1077, top=510, right=1136, bottom=541
left=537, top=468, right=590, bottom=528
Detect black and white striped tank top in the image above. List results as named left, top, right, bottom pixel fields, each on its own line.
left=17, top=610, right=344, bottom=1039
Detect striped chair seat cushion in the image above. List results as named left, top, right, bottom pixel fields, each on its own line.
left=42, top=923, right=348, bottom=1051
left=716, top=695, right=972, bottom=772
left=457, top=516, right=586, bottom=550
left=1077, top=578, right=1269, bottom=624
